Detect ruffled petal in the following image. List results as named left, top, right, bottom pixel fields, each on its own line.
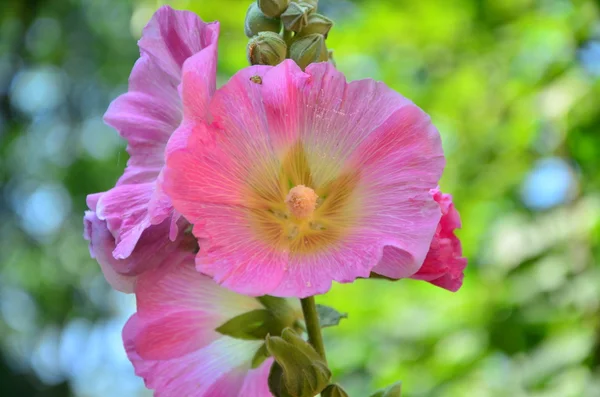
left=166, top=60, right=445, bottom=297
left=409, top=189, right=467, bottom=292
left=138, top=5, right=219, bottom=83
left=93, top=5, right=220, bottom=267
left=83, top=211, right=136, bottom=293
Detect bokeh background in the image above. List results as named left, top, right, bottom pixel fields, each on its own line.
left=1, top=0, right=599, bottom=396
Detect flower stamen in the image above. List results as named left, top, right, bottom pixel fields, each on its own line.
left=285, top=185, right=318, bottom=219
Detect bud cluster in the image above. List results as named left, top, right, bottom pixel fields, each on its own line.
left=245, top=0, right=334, bottom=69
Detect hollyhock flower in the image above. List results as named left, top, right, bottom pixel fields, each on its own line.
left=87, top=6, right=219, bottom=277
left=83, top=193, right=194, bottom=293
left=123, top=251, right=299, bottom=396
left=164, top=59, right=446, bottom=297
left=409, top=188, right=467, bottom=292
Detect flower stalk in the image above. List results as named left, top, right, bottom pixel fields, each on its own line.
left=300, top=296, right=327, bottom=363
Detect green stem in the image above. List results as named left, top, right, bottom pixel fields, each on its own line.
left=300, top=296, right=327, bottom=363
left=283, top=28, right=293, bottom=54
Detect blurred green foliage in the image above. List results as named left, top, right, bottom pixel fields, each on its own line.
left=1, top=0, right=599, bottom=396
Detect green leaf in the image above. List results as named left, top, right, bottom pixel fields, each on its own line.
left=316, top=304, right=347, bottom=328
left=266, top=328, right=331, bottom=397
left=322, top=384, right=349, bottom=397
left=215, top=309, right=275, bottom=340
left=370, top=381, right=402, bottom=397
left=251, top=343, right=271, bottom=369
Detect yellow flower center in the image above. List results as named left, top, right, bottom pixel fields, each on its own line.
left=244, top=142, right=362, bottom=255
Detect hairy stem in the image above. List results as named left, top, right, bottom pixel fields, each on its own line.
left=300, top=296, right=327, bottom=363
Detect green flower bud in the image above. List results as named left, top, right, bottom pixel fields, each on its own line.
left=281, top=1, right=315, bottom=32
left=245, top=3, right=282, bottom=38
left=370, top=381, right=403, bottom=397
left=293, top=0, right=318, bottom=10
left=322, top=384, right=350, bottom=397
left=247, top=31, right=287, bottom=66
left=258, top=0, right=290, bottom=18
left=297, top=13, right=333, bottom=37
left=289, top=33, right=328, bottom=70
left=266, top=328, right=331, bottom=397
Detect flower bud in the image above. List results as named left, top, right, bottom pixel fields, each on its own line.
left=290, top=33, right=328, bottom=70
left=245, top=3, right=282, bottom=38
left=297, top=13, right=333, bottom=38
left=247, top=31, right=287, bottom=66
left=293, top=0, right=318, bottom=10
left=266, top=328, right=331, bottom=397
left=281, top=1, right=315, bottom=32
left=370, top=381, right=403, bottom=397
left=322, top=384, right=350, bottom=397
left=258, top=0, right=290, bottom=18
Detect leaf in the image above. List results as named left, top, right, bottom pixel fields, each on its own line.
left=316, top=304, right=347, bottom=328
left=370, top=381, right=402, bottom=397
left=216, top=309, right=275, bottom=340
left=251, top=343, right=271, bottom=369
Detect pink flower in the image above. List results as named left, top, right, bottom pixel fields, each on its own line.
left=164, top=59, right=445, bottom=297
left=83, top=193, right=194, bottom=292
left=409, top=189, right=467, bottom=292
left=123, top=252, right=282, bottom=396
left=86, top=6, right=219, bottom=278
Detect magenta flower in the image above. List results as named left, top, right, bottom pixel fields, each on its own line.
left=409, top=188, right=467, bottom=292
left=86, top=6, right=219, bottom=279
left=123, top=252, right=281, bottom=396
left=164, top=59, right=446, bottom=297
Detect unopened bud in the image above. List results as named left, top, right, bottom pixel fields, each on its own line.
left=370, top=381, right=403, bottom=397
left=281, top=1, right=314, bottom=32
left=247, top=32, right=287, bottom=66
left=297, top=13, right=333, bottom=38
left=322, top=384, right=349, bottom=397
left=290, top=33, right=328, bottom=70
left=258, top=0, right=290, bottom=18
left=245, top=3, right=282, bottom=38
left=293, top=0, right=318, bottom=10
left=266, top=329, right=331, bottom=397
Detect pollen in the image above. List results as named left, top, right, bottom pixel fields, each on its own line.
left=285, top=185, right=318, bottom=219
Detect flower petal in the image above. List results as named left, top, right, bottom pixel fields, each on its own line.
left=409, top=189, right=467, bottom=292
left=138, top=5, right=219, bottom=83
left=133, top=310, right=221, bottom=360
left=135, top=248, right=263, bottom=319
left=83, top=211, right=136, bottom=293
left=94, top=5, right=220, bottom=265
left=239, top=358, right=275, bottom=397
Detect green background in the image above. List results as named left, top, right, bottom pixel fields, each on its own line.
left=1, top=0, right=599, bottom=396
